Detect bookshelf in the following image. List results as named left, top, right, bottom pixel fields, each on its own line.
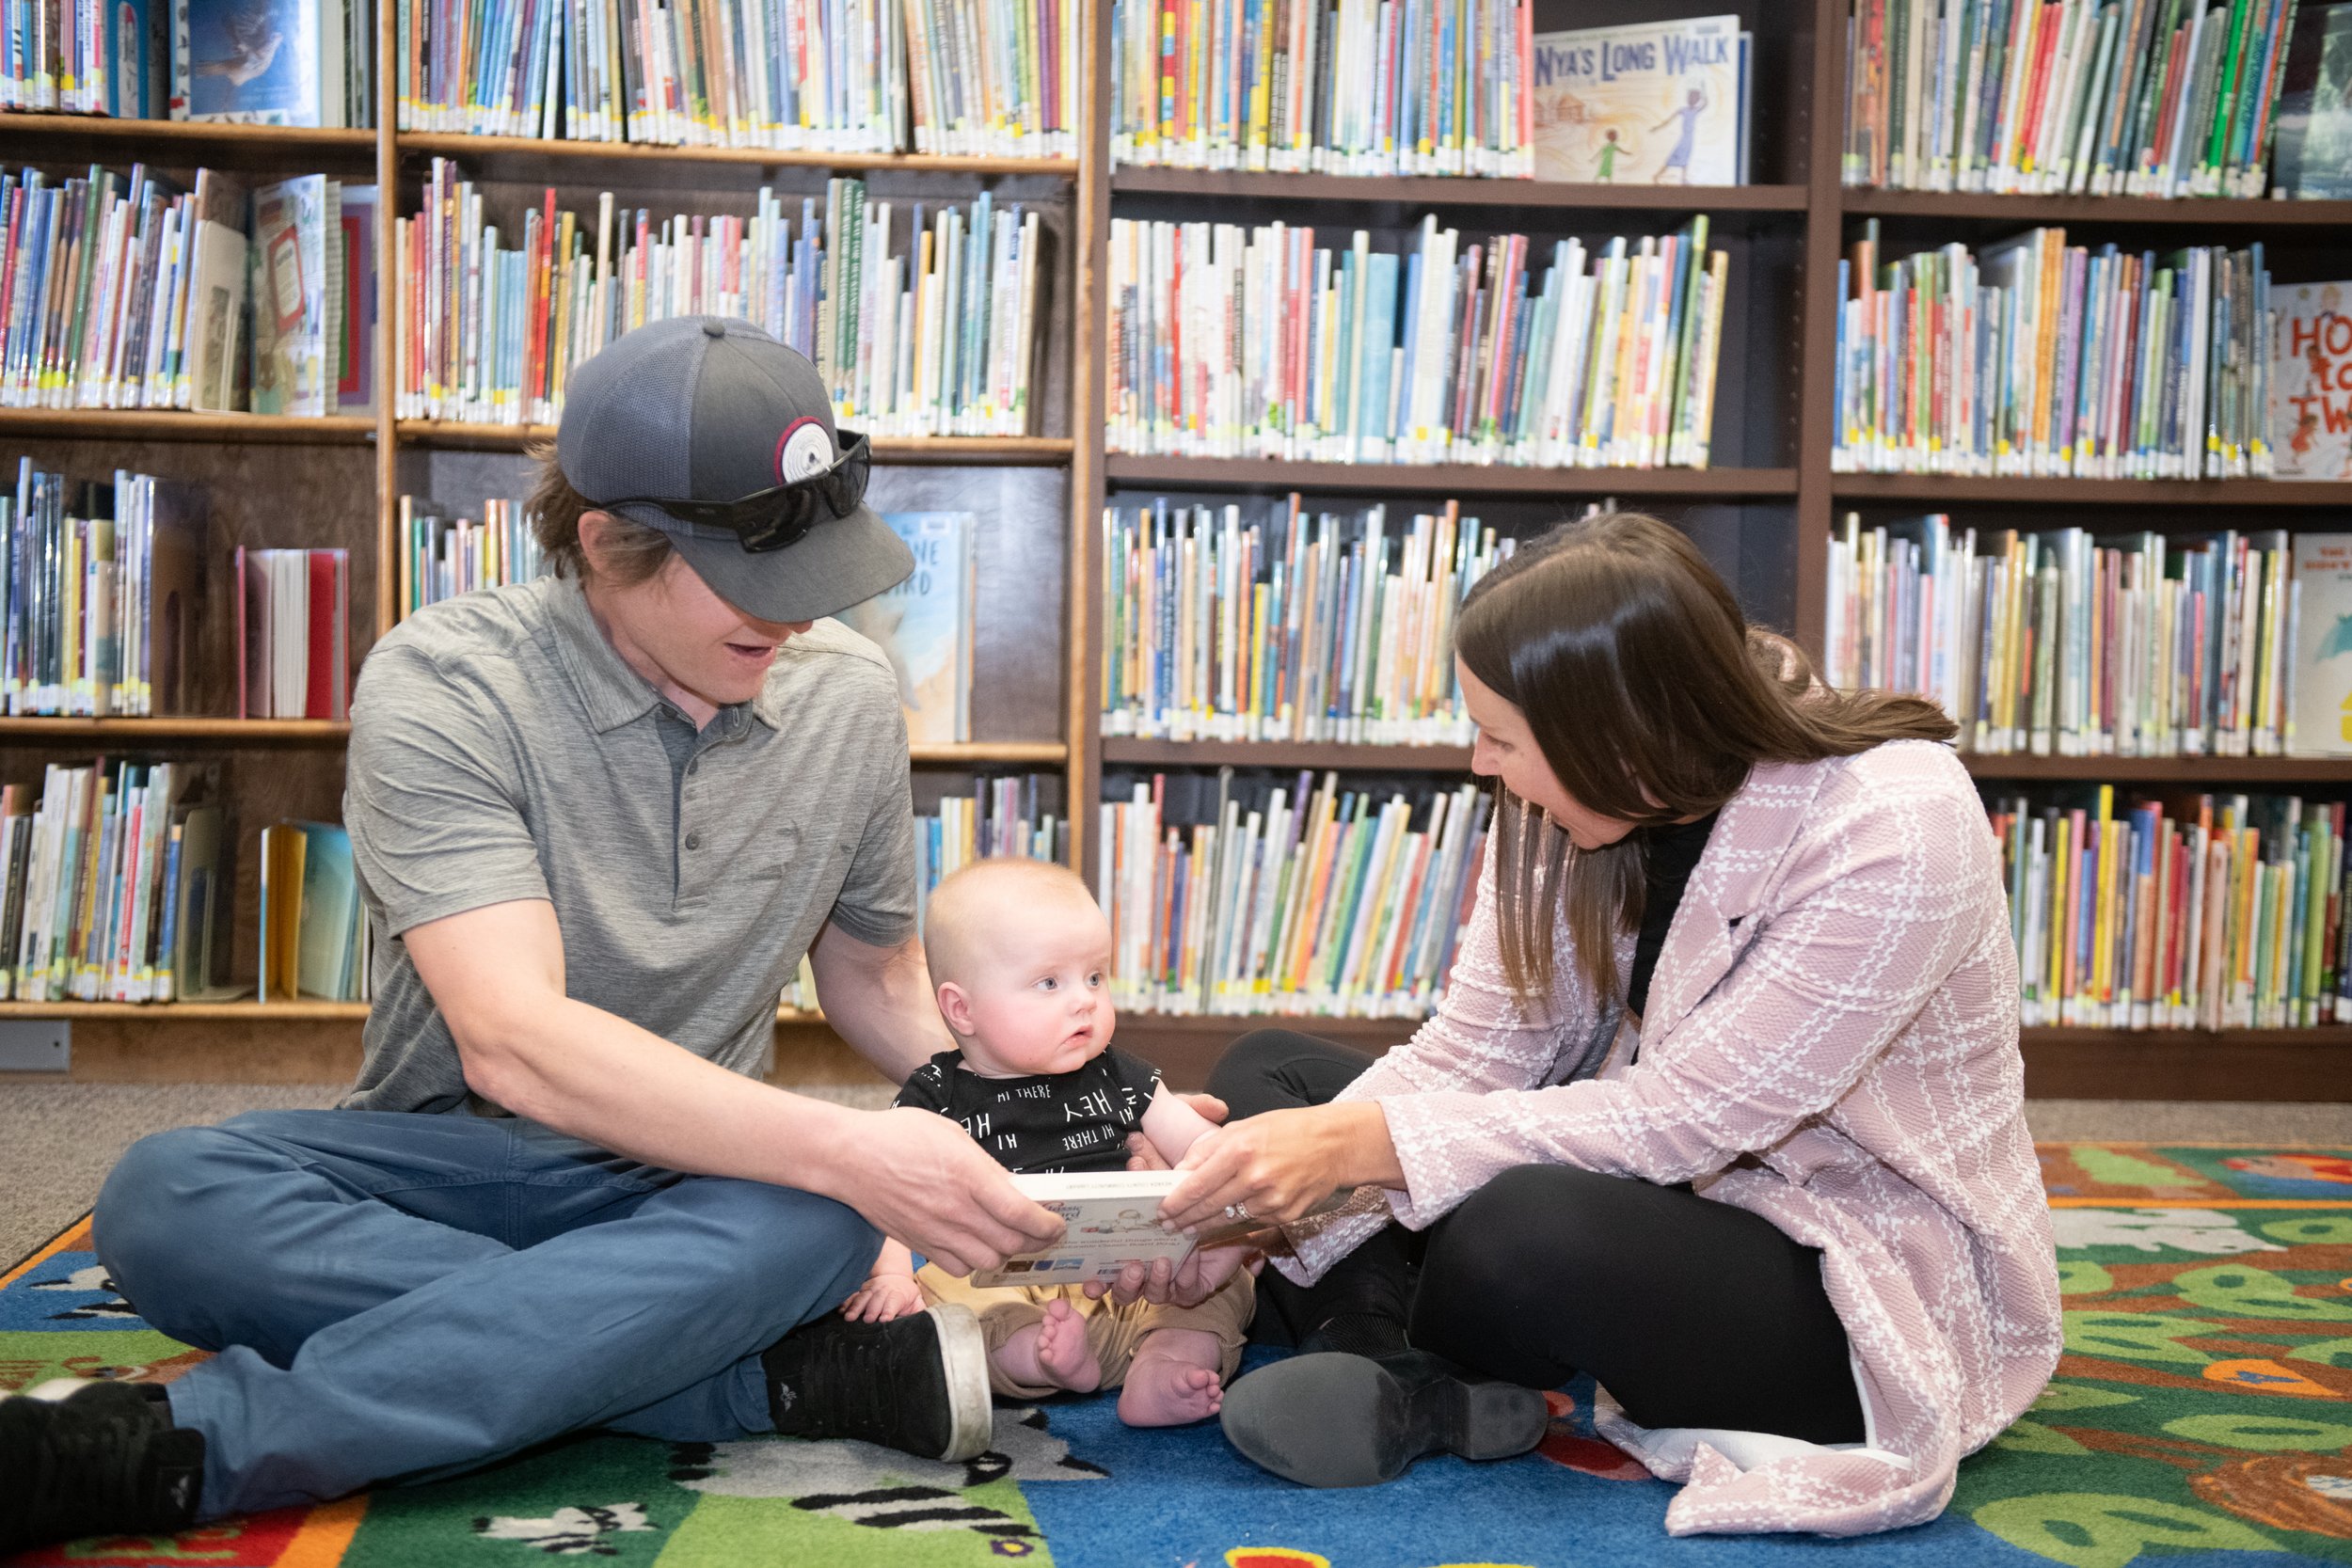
left=5, top=0, right=2349, bottom=1101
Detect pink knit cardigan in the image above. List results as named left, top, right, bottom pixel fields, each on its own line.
left=1276, top=740, right=2061, bottom=1536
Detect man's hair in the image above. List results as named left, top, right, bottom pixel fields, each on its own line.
left=925, top=858, right=1100, bottom=992
left=525, top=440, right=672, bottom=589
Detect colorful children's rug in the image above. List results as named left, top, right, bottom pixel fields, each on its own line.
left=4, top=1142, right=2349, bottom=1568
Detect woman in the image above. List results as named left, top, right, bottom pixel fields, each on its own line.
left=1160, top=513, right=2061, bottom=1536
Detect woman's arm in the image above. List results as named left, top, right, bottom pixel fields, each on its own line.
left=1372, top=757, right=2001, bottom=1224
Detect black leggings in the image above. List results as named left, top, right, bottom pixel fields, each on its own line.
left=1210, top=1029, right=1867, bottom=1445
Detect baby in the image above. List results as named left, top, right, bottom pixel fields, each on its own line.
left=844, top=857, right=1253, bottom=1426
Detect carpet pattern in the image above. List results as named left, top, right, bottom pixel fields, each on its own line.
left=2, top=1143, right=2348, bottom=1568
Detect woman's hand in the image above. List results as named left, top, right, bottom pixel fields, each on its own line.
left=1158, top=1101, right=1401, bottom=1232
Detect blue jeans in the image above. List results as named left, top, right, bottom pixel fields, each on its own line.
left=90, top=1109, right=881, bottom=1519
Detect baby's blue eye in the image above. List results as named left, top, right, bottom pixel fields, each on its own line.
left=1087, top=972, right=1104, bottom=988
left=1037, top=976, right=1058, bottom=991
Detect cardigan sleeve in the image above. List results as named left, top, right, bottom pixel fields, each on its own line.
left=1371, top=757, right=1995, bottom=1226
left=1271, top=831, right=1604, bottom=1281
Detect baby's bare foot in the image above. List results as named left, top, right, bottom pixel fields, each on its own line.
left=1119, top=1356, right=1223, bottom=1425
left=1033, top=1298, right=1103, bottom=1393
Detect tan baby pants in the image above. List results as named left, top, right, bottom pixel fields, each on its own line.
left=918, top=1261, right=1255, bottom=1399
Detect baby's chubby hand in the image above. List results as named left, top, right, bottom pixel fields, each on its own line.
left=842, top=1272, right=926, bottom=1323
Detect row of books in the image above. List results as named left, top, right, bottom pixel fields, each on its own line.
left=1105, top=0, right=1538, bottom=177
left=1825, top=516, right=2312, bottom=757
left=3, top=0, right=371, bottom=123
left=1832, top=225, right=2274, bottom=479
left=235, top=546, right=351, bottom=721
left=0, top=165, right=378, bottom=416
left=1098, top=496, right=1513, bottom=745
left=259, top=818, right=369, bottom=1001
left=0, top=761, right=228, bottom=1003
left=396, top=0, right=1080, bottom=153
left=395, top=496, right=548, bottom=620
left=1990, top=787, right=2351, bottom=1028
left=1106, top=214, right=1729, bottom=468
left=397, top=166, right=1043, bottom=435
left=1841, top=0, right=2301, bottom=197
left=1097, top=768, right=1488, bottom=1018
left=3, top=464, right=203, bottom=718
left=912, top=773, right=1065, bottom=932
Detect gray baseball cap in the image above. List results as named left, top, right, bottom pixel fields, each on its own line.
left=556, top=316, right=914, bottom=623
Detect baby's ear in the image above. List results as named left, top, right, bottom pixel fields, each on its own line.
left=936, top=980, right=977, bottom=1037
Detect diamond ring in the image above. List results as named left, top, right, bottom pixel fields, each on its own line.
left=1224, top=1202, right=1252, bottom=1223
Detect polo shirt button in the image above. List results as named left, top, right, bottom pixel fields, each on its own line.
left=686, top=832, right=703, bottom=849
left=687, top=759, right=699, bottom=775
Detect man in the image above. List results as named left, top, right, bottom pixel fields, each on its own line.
left=0, top=317, right=1065, bottom=1556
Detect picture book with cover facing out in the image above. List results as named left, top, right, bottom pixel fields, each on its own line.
left=834, top=511, right=975, bottom=745
left=2276, top=279, right=2352, bottom=481
left=968, top=1171, right=1354, bottom=1289
left=1531, top=14, right=1748, bottom=185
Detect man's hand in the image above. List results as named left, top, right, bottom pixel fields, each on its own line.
left=816, top=1107, right=1064, bottom=1277
left=842, top=1272, right=927, bottom=1323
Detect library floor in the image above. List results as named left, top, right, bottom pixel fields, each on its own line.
left=1, top=1082, right=2345, bottom=1270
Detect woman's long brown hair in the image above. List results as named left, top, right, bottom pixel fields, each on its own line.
left=1454, top=513, right=1957, bottom=1001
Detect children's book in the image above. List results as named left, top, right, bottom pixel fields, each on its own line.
left=1530, top=15, right=1748, bottom=186
left=2270, top=3, right=2352, bottom=199
left=2274, top=279, right=2352, bottom=481
left=835, top=511, right=976, bottom=745
left=174, top=0, right=318, bottom=122
left=968, top=1171, right=1357, bottom=1289
left=248, top=176, right=330, bottom=416
left=2292, top=533, right=2352, bottom=756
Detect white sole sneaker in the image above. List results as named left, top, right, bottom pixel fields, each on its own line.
left=926, top=1303, right=994, bottom=1463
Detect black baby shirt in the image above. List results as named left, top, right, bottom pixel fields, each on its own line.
left=895, top=1046, right=1166, bottom=1175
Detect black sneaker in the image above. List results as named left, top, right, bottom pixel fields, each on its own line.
left=761, top=1304, right=992, bottom=1462
left=1220, top=1350, right=1546, bottom=1487
left=0, top=1378, right=205, bottom=1557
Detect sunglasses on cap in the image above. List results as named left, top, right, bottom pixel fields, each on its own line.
left=602, top=429, right=872, bottom=553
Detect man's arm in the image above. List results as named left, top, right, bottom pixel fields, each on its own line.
left=405, top=896, right=1061, bottom=1275
left=806, top=922, right=954, bottom=1084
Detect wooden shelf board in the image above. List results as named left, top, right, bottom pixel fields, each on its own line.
left=394, top=420, right=1073, bottom=465
left=1840, top=189, right=2352, bottom=227
left=1831, top=473, right=2352, bottom=505
left=1104, top=456, right=1797, bottom=498
left=0, top=717, right=351, bottom=743
left=0, top=408, right=376, bottom=444
left=1963, top=754, right=2352, bottom=784
left=0, top=1000, right=369, bottom=1020
left=1101, top=737, right=1472, bottom=771
left=911, top=741, right=1069, bottom=764
left=2023, top=1025, right=2352, bottom=1048
left=0, top=113, right=377, bottom=167
left=1112, top=167, right=1806, bottom=212
left=396, top=133, right=1077, bottom=179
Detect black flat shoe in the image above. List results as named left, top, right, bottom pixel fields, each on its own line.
left=1219, top=1350, right=1547, bottom=1487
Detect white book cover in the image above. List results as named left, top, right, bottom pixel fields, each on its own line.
left=2290, top=532, right=2352, bottom=756
left=968, top=1171, right=1352, bottom=1289
left=1531, top=15, right=1744, bottom=185
left=2273, top=279, right=2352, bottom=481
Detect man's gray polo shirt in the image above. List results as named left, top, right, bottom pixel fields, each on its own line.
left=341, top=571, right=916, bottom=1115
